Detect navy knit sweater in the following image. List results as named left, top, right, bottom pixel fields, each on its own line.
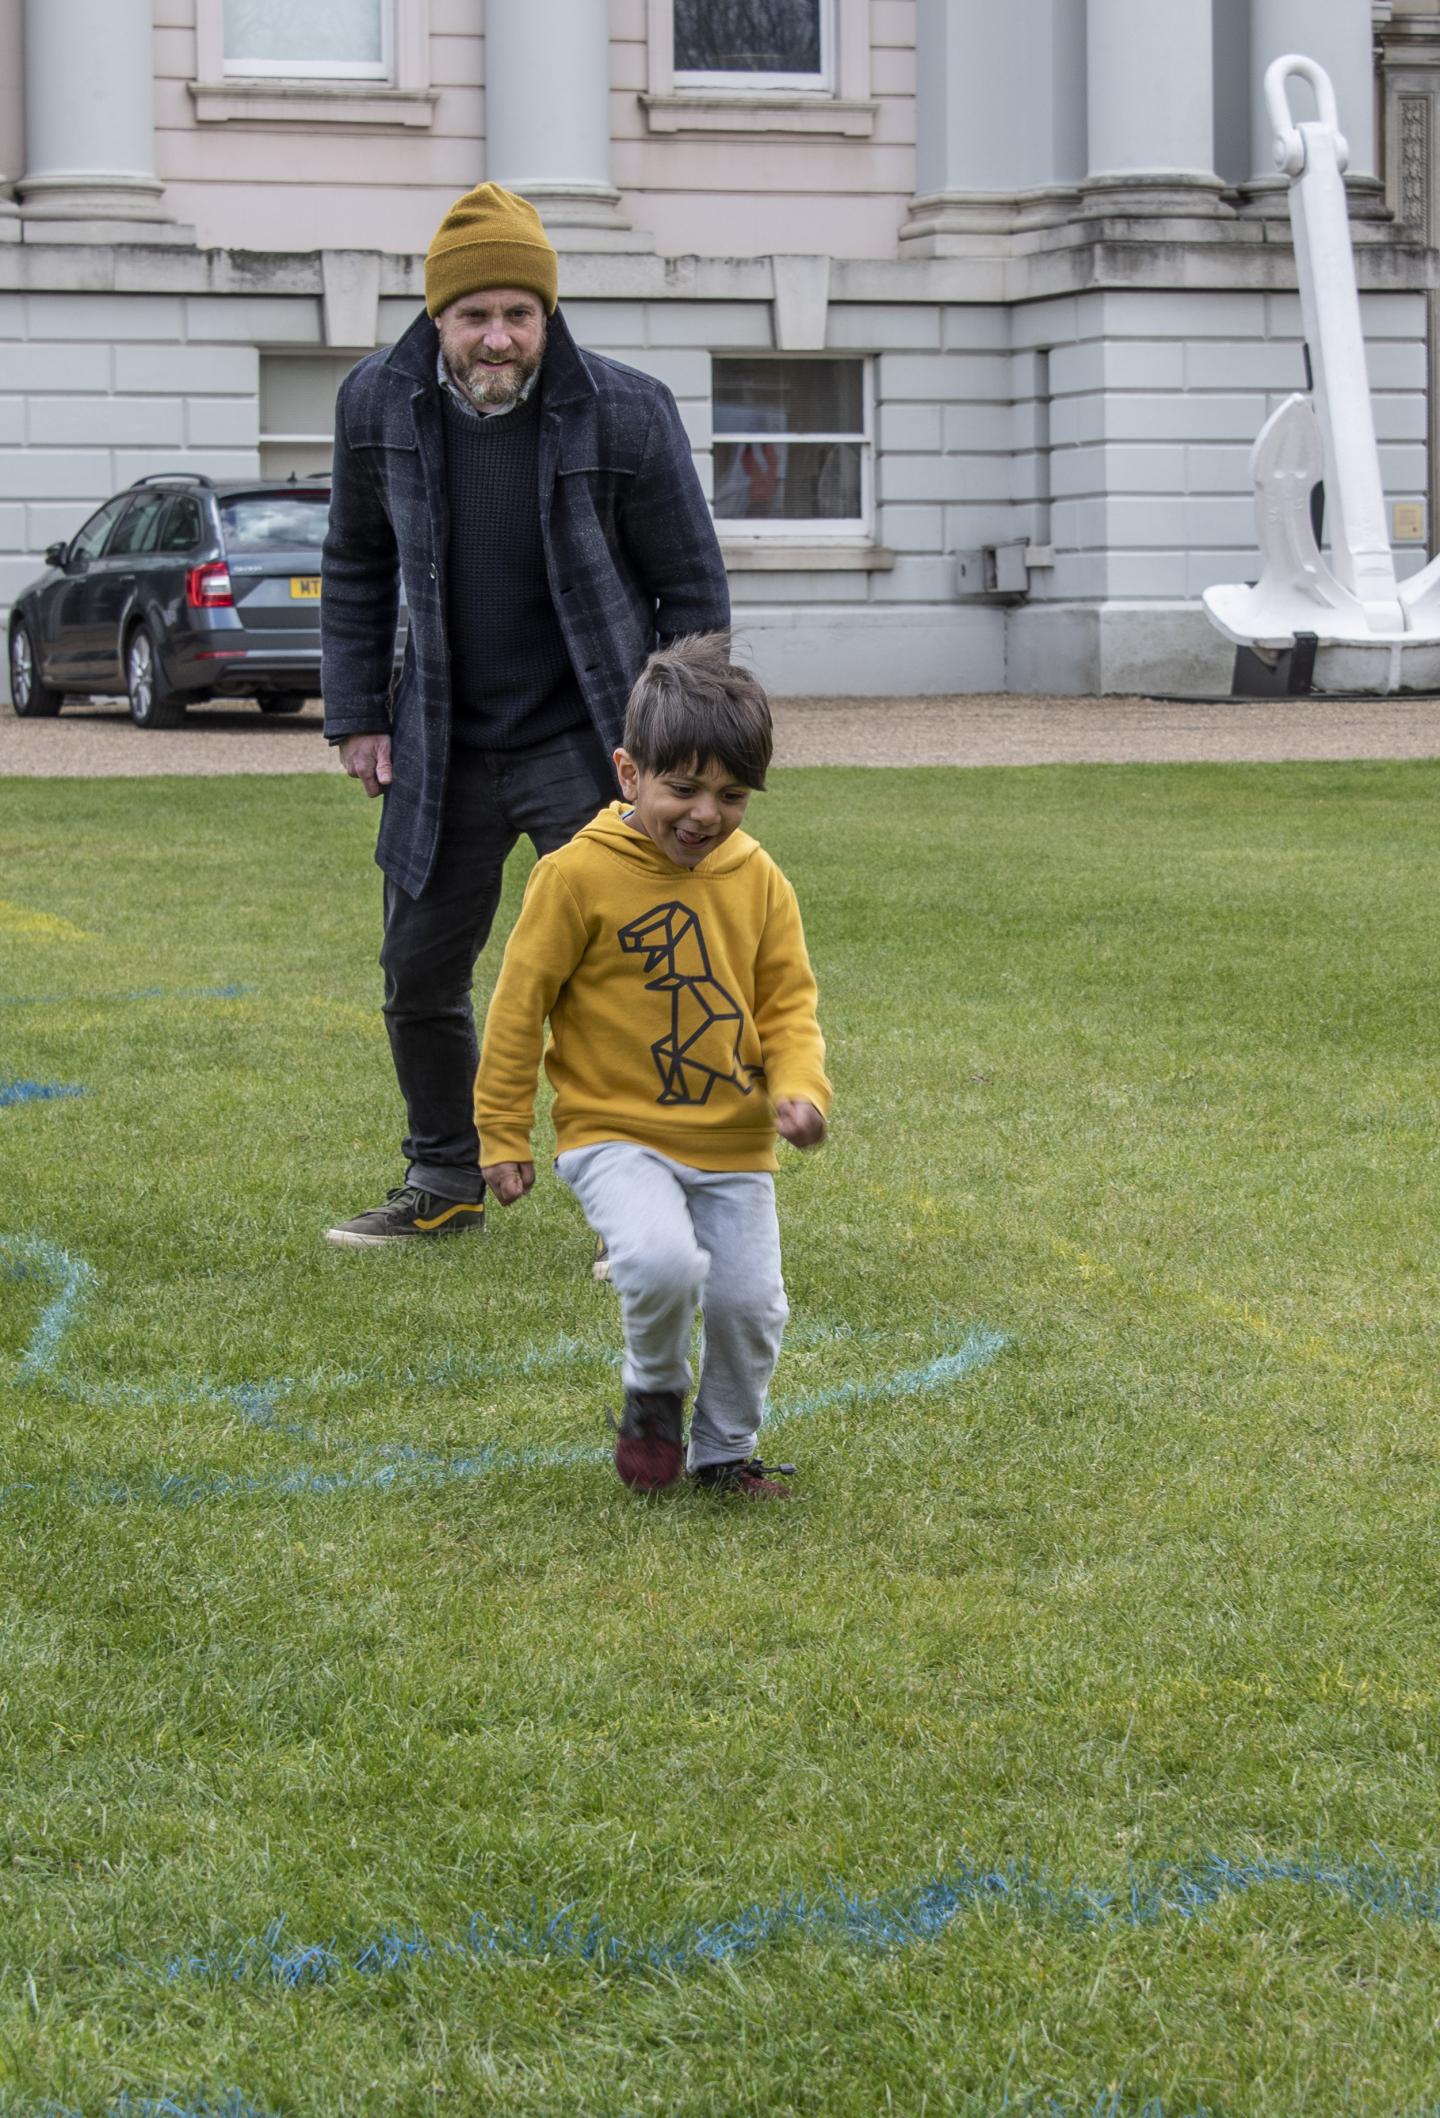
left=441, top=383, right=586, bottom=751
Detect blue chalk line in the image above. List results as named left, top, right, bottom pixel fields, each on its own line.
left=158, top=1849, right=1440, bottom=1993
left=0, top=1076, right=84, bottom=1108
left=0, top=1232, right=1009, bottom=1510
left=6, top=1236, right=96, bottom=1384
left=0, top=982, right=253, bottom=1009
left=39, top=2095, right=273, bottom=2118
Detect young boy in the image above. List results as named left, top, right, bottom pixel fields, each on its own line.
left=475, top=633, right=830, bottom=1500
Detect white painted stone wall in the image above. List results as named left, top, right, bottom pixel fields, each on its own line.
left=1037, top=288, right=1429, bottom=605
left=0, top=288, right=280, bottom=627
left=2, top=278, right=1431, bottom=703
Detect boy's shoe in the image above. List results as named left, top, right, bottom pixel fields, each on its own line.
left=325, top=1186, right=486, bottom=1248
left=592, top=1235, right=612, bottom=1283
left=610, top=1388, right=684, bottom=1491
left=690, top=1457, right=796, bottom=1501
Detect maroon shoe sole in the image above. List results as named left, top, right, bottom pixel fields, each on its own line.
left=614, top=1432, right=685, bottom=1492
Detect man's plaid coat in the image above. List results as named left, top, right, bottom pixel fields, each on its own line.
left=320, top=307, right=731, bottom=898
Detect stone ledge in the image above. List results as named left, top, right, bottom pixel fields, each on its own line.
left=2, top=235, right=1435, bottom=309
left=720, top=541, right=895, bottom=571
left=639, top=92, right=877, bottom=137
left=188, top=79, right=437, bottom=127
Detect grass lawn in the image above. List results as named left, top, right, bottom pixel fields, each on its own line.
left=1, top=757, right=1438, bottom=2118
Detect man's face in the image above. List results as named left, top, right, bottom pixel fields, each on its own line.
left=613, top=749, right=753, bottom=870
left=437, top=288, right=547, bottom=410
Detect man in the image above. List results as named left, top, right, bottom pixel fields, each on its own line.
left=320, top=182, right=730, bottom=1247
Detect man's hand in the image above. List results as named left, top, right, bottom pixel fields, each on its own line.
left=482, top=1161, right=535, bottom=1205
left=338, top=732, right=393, bottom=799
left=775, top=1098, right=827, bottom=1149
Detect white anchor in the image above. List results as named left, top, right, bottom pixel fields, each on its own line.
left=1203, top=54, right=1440, bottom=694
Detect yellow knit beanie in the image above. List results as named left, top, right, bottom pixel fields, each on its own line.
left=425, top=182, right=558, bottom=317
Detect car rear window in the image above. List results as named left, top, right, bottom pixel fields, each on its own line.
left=219, top=493, right=330, bottom=553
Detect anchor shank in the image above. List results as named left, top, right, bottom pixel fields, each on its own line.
left=1289, top=118, right=1403, bottom=632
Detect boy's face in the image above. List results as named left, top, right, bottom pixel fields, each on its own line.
left=613, top=750, right=753, bottom=870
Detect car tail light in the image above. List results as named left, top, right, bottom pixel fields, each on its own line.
left=186, top=561, right=234, bottom=608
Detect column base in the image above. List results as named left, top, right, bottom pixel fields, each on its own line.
left=1076, top=172, right=1233, bottom=217
left=17, top=173, right=195, bottom=245
left=0, top=193, right=18, bottom=244
left=1238, top=173, right=1391, bottom=220
left=509, top=182, right=654, bottom=253
left=899, top=187, right=1082, bottom=253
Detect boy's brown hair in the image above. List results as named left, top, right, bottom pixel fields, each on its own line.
left=622, top=633, right=773, bottom=791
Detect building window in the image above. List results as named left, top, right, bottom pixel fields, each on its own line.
left=223, top=0, right=389, bottom=79
left=674, top=0, right=829, bottom=89
left=712, top=357, right=869, bottom=533
left=641, top=0, right=871, bottom=135
left=260, top=353, right=362, bottom=479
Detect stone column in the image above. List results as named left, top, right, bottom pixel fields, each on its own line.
left=485, top=0, right=643, bottom=247
left=17, top=0, right=184, bottom=236
left=1246, top=0, right=1383, bottom=213
left=901, top=0, right=1086, bottom=250
left=0, top=0, right=21, bottom=237
left=1081, top=0, right=1228, bottom=215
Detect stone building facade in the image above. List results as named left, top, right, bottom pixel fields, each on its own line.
left=3, top=0, right=1440, bottom=699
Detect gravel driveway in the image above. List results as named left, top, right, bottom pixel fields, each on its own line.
left=4, top=692, right=1440, bottom=775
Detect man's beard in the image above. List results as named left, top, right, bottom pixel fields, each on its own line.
left=449, top=333, right=544, bottom=411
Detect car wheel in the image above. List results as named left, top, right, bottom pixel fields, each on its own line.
left=258, top=692, right=308, bottom=715
left=9, top=620, right=63, bottom=717
left=125, top=625, right=184, bottom=730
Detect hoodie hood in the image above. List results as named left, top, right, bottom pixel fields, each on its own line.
left=578, top=799, right=761, bottom=880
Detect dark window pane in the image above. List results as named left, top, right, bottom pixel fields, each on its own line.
left=675, top=0, right=821, bottom=74
left=109, top=491, right=171, bottom=555
left=713, top=358, right=863, bottom=436
left=69, top=497, right=130, bottom=563
left=219, top=493, right=331, bottom=552
left=156, top=496, right=204, bottom=553
left=714, top=441, right=862, bottom=520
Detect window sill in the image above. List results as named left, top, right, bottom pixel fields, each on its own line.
left=188, top=79, right=437, bottom=127
left=719, top=541, right=894, bottom=572
left=639, top=92, right=877, bottom=137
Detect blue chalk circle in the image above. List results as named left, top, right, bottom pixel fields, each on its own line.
left=0, top=1229, right=1009, bottom=1512
left=0, top=1076, right=83, bottom=1108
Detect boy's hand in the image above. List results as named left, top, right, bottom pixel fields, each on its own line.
left=482, top=1161, right=535, bottom=1205
left=775, top=1098, right=827, bottom=1149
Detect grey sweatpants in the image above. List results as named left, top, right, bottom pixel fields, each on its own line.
left=555, top=1141, right=789, bottom=1471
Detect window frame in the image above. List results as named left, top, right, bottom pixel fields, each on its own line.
left=191, top=0, right=434, bottom=126
left=672, top=0, right=833, bottom=95
left=642, top=0, right=875, bottom=137
left=220, top=0, right=390, bottom=80
left=710, top=353, right=874, bottom=544
left=258, top=351, right=363, bottom=480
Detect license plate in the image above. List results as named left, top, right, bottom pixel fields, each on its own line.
left=290, top=576, right=322, bottom=600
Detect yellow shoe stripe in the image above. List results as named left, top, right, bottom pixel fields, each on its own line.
left=413, top=1200, right=486, bottom=1232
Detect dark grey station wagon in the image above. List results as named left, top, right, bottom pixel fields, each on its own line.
left=7, top=474, right=330, bottom=729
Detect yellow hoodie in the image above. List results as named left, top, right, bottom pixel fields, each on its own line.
left=476, top=802, right=830, bottom=1174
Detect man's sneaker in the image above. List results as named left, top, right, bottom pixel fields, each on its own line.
left=592, top=1235, right=612, bottom=1283
left=610, top=1388, right=684, bottom=1491
left=325, top=1186, right=486, bottom=1248
left=691, top=1457, right=796, bottom=1501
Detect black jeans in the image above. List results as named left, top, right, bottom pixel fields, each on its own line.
left=379, top=724, right=617, bottom=1202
